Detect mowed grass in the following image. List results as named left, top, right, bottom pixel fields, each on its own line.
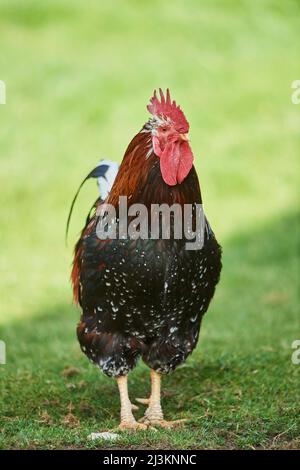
left=0, top=0, right=299, bottom=449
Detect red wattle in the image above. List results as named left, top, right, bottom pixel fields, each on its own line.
left=177, top=141, right=194, bottom=184
left=159, top=140, right=194, bottom=186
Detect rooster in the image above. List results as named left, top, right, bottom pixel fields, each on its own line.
left=70, top=89, right=222, bottom=430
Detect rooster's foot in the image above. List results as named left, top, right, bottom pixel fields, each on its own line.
left=139, top=417, right=187, bottom=428
left=118, top=420, right=147, bottom=431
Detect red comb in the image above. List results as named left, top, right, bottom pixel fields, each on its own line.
left=147, top=88, right=189, bottom=133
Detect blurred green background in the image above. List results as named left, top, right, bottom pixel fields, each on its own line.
left=0, top=0, right=299, bottom=449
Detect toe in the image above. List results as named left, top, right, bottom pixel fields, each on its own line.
left=118, top=421, right=147, bottom=431
left=148, top=419, right=187, bottom=429
left=135, top=398, right=151, bottom=405
left=138, top=416, right=148, bottom=423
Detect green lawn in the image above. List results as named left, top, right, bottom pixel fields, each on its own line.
left=0, top=0, right=299, bottom=450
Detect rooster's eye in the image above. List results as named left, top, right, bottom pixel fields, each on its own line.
left=161, top=127, right=167, bottom=133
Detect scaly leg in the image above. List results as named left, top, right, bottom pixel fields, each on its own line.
left=117, top=375, right=147, bottom=431
left=137, top=370, right=186, bottom=428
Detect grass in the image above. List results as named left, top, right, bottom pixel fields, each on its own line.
left=0, top=0, right=299, bottom=450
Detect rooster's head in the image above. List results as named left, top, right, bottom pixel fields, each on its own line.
left=147, top=89, right=194, bottom=186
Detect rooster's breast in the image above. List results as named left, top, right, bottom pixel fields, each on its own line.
left=79, top=226, right=221, bottom=345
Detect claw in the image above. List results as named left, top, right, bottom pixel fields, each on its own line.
left=131, top=403, right=139, bottom=411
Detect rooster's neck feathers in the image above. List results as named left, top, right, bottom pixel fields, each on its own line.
left=107, top=127, right=201, bottom=208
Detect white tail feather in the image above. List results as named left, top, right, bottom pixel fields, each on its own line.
left=96, top=160, right=119, bottom=200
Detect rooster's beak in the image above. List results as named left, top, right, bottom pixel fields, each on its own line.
left=180, top=133, right=189, bottom=142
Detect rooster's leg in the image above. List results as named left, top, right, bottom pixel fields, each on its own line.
left=117, top=375, right=147, bottom=431
left=138, top=370, right=186, bottom=428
